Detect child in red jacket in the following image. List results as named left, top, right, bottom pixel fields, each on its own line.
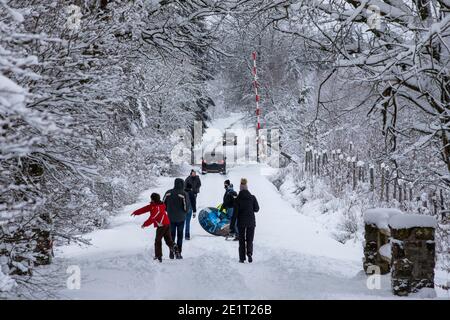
left=131, top=193, right=177, bottom=262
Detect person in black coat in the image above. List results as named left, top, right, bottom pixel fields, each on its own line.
left=163, top=178, right=191, bottom=259
left=185, top=170, right=201, bottom=194
left=233, top=178, right=259, bottom=263
left=223, top=180, right=238, bottom=239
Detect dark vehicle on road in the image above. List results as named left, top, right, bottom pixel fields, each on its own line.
left=223, top=132, right=237, bottom=146
left=202, top=150, right=226, bottom=175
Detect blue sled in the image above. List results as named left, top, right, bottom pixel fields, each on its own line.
left=198, top=207, right=231, bottom=236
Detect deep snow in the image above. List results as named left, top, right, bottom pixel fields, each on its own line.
left=52, top=113, right=446, bottom=299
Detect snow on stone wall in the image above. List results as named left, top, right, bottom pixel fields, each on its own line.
left=363, top=208, right=403, bottom=230
left=389, top=214, right=437, bottom=229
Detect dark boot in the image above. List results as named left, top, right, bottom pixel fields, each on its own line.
left=247, top=255, right=253, bottom=263
left=175, top=245, right=183, bottom=259
left=176, top=249, right=183, bottom=259
left=170, top=244, right=177, bottom=260
left=154, top=257, right=162, bottom=263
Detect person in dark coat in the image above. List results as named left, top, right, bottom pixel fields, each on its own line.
left=185, top=170, right=201, bottom=194
left=223, top=180, right=238, bottom=240
left=163, top=178, right=191, bottom=259
left=233, top=178, right=259, bottom=263
left=184, top=182, right=197, bottom=240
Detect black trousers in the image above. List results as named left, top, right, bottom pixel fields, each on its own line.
left=155, top=225, right=174, bottom=258
left=238, top=225, right=255, bottom=261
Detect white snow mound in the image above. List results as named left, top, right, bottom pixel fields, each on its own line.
left=389, top=214, right=437, bottom=229
left=363, top=208, right=403, bottom=229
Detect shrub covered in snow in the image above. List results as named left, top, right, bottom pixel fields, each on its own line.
left=0, top=1, right=214, bottom=294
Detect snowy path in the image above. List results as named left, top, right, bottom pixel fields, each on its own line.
left=54, top=114, right=396, bottom=299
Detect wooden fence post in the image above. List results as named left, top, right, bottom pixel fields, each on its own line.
left=352, top=159, right=357, bottom=190
left=386, top=175, right=390, bottom=202
left=369, top=165, right=375, bottom=191
left=313, top=151, right=317, bottom=175
left=330, top=150, right=335, bottom=181
left=357, top=161, right=364, bottom=183
left=432, top=191, right=438, bottom=216
left=398, top=179, right=403, bottom=205
left=393, top=178, right=398, bottom=201
left=380, top=163, right=385, bottom=201
left=305, top=148, right=309, bottom=172
left=317, top=151, right=320, bottom=176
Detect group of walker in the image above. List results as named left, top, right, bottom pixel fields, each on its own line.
left=131, top=170, right=259, bottom=263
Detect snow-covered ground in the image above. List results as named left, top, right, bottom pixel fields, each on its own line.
left=52, top=114, right=446, bottom=299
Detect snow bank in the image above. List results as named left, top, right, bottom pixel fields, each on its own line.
left=409, top=288, right=437, bottom=299
left=363, top=208, right=403, bottom=230
left=0, top=270, right=16, bottom=292
left=389, top=214, right=437, bottom=230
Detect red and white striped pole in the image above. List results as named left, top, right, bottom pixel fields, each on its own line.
left=252, top=51, right=261, bottom=130
left=252, top=51, right=261, bottom=162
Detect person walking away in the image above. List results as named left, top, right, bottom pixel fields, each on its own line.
left=163, top=178, right=191, bottom=259
left=234, top=178, right=259, bottom=263
left=185, top=169, right=201, bottom=198
left=184, top=182, right=197, bottom=240
left=131, top=193, right=177, bottom=262
left=223, top=180, right=238, bottom=240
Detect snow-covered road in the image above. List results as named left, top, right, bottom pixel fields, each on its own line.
left=54, top=113, right=396, bottom=299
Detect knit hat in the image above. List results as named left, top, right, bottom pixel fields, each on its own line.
left=240, top=178, right=248, bottom=191
left=224, top=179, right=231, bottom=187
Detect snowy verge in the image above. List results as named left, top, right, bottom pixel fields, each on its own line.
left=269, top=165, right=450, bottom=299
left=271, top=165, right=366, bottom=247
left=0, top=270, right=16, bottom=293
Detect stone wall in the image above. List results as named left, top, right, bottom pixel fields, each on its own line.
left=363, top=208, right=401, bottom=275
left=363, top=223, right=391, bottom=275
left=390, top=225, right=436, bottom=296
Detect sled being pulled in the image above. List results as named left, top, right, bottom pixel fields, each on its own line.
left=198, top=206, right=231, bottom=236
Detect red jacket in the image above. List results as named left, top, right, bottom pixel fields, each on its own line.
left=132, top=202, right=170, bottom=228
